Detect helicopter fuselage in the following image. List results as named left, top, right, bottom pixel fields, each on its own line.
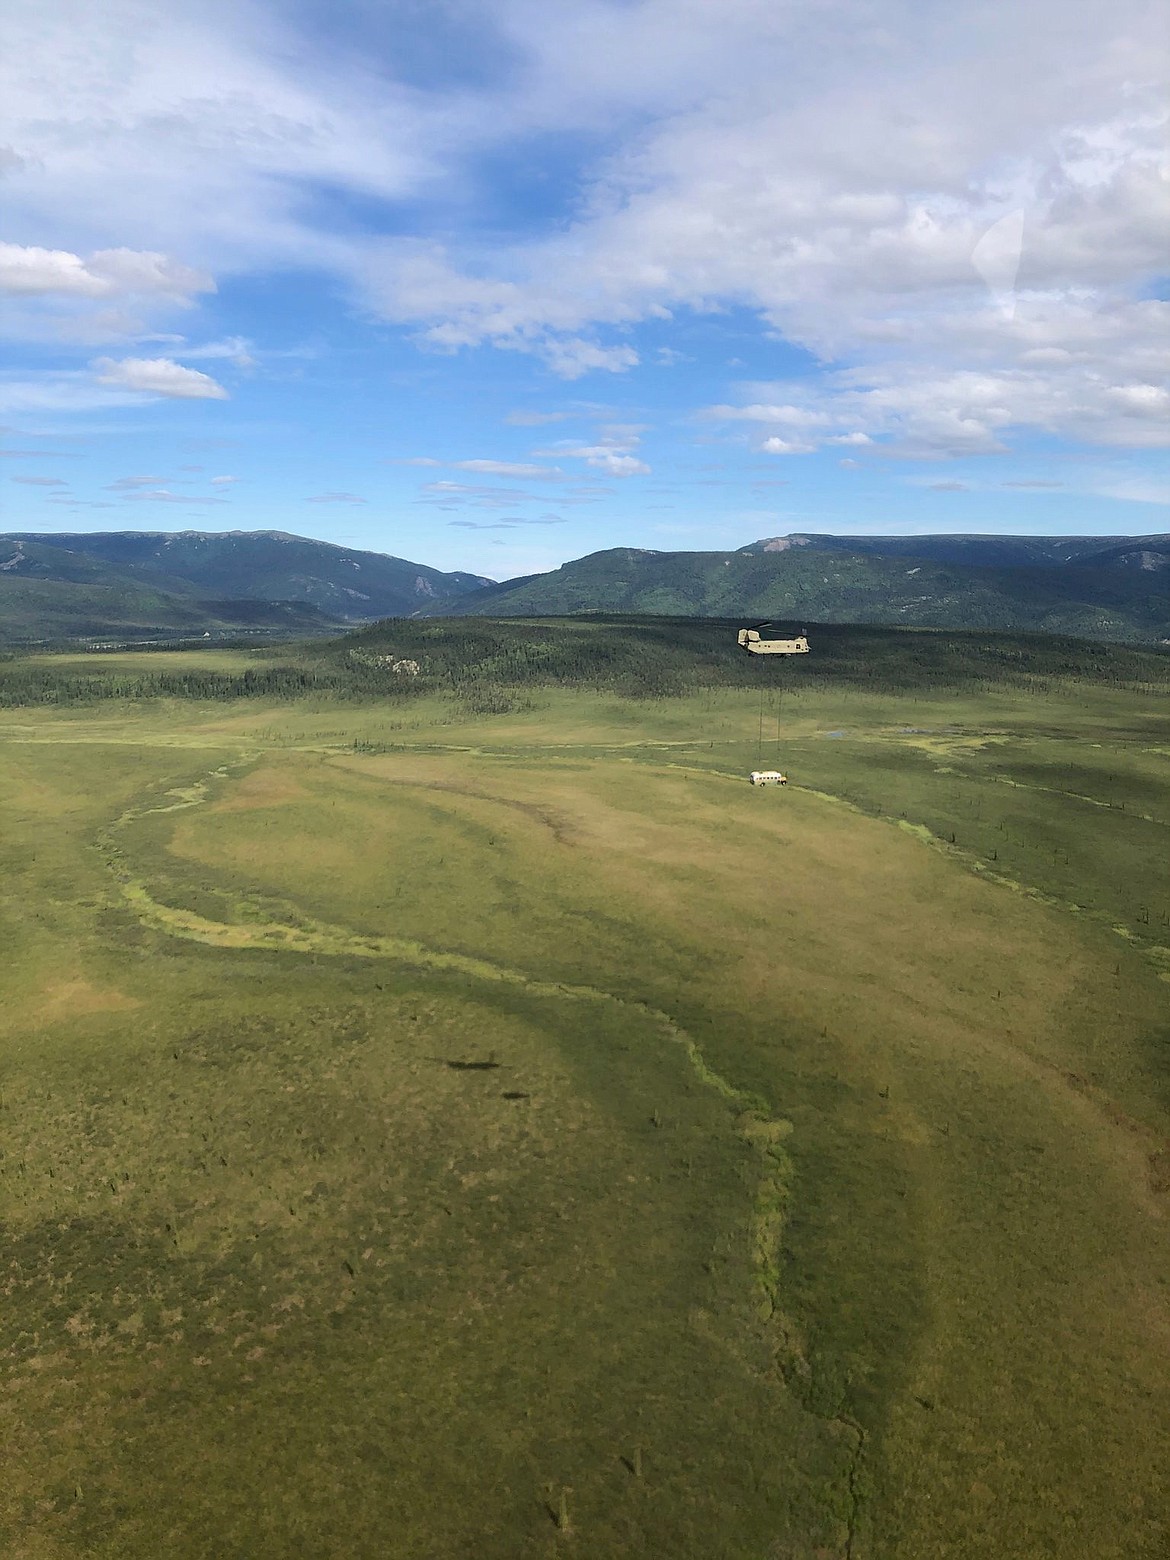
left=738, top=629, right=810, bottom=655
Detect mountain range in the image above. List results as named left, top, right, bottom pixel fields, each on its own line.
left=447, top=534, right=1170, bottom=643
left=0, top=531, right=491, bottom=644
left=1, top=528, right=1168, bottom=646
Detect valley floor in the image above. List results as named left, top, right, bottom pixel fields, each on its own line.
left=2, top=672, right=1168, bottom=1557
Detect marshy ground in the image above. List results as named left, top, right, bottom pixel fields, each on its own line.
left=2, top=624, right=1168, bottom=1557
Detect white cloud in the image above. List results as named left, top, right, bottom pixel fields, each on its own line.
left=419, top=479, right=544, bottom=509
left=539, top=339, right=639, bottom=379
left=448, top=516, right=568, bottom=529
left=306, top=491, right=366, bottom=503
left=0, top=371, right=151, bottom=414
left=708, top=404, right=832, bottom=429
left=398, top=453, right=566, bottom=475
left=575, top=448, right=650, bottom=475
left=95, top=478, right=227, bottom=503
left=345, top=2, right=1167, bottom=441
left=534, top=422, right=651, bottom=476
left=2, top=0, right=1167, bottom=453
left=350, top=245, right=645, bottom=375
left=0, top=242, right=217, bottom=347
left=179, top=337, right=255, bottom=368
left=121, top=488, right=227, bottom=504
left=11, top=474, right=67, bottom=486
left=705, top=303, right=1170, bottom=458
left=210, top=474, right=239, bottom=485
left=0, top=241, right=211, bottom=300
left=89, top=249, right=213, bottom=300
left=1105, top=384, right=1170, bottom=418
left=1086, top=476, right=1170, bottom=505
left=92, top=356, right=229, bottom=399
left=453, top=459, right=563, bottom=478
left=708, top=299, right=1170, bottom=459
left=1, top=1, right=435, bottom=273
left=0, top=244, right=111, bottom=297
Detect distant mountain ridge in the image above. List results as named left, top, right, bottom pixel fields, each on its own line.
left=0, top=538, right=342, bottom=643
left=741, top=532, right=1170, bottom=570
left=443, top=535, right=1170, bottom=644
left=0, top=530, right=494, bottom=644
left=4, top=528, right=1169, bottom=648
left=3, top=530, right=492, bottom=621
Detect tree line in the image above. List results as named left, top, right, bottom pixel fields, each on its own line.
left=1, top=616, right=1167, bottom=708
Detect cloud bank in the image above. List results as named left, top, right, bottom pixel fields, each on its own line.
left=1, top=0, right=1166, bottom=465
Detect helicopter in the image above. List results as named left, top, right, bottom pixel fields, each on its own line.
left=736, top=622, right=810, bottom=655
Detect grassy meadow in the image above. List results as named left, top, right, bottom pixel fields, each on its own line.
left=1, top=620, right=1168, bottom=1558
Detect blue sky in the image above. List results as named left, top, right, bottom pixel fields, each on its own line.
left=1, top=0, right=1167, bottom=581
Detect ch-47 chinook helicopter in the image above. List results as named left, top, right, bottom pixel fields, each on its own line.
left=739, top=623, right=809, bottom=783
left=737, top=623, right=810, bottom=655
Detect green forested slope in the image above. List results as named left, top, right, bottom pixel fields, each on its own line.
left=4, top=615, right=1167, bottom=708
left=8, top=528, right=1170, bottom=646
left=447, top=545, right=1170, bottom=642
left=3, top=530, right=492, bottom=621
left=0, top=540, right=341, bottom=644
left=740, top=531, right=1170, bottom=569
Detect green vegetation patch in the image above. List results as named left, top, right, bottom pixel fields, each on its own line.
left=4, top=614, right=1167, bottom=709
left=2, top=624, right=1169, bottom=1558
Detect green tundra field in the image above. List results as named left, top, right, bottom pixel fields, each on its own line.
left=2, top=619, right=1168, bottom=1559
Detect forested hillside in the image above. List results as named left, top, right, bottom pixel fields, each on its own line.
left=0, top=530, right=492, bottom=633
left=3, top=616, right=1167, bottom=708
left=0, top=540, right=336, bottom=643
left=741, top=531, right=1170, bottom=569
left=446, top=543, right=1170, bottom=642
